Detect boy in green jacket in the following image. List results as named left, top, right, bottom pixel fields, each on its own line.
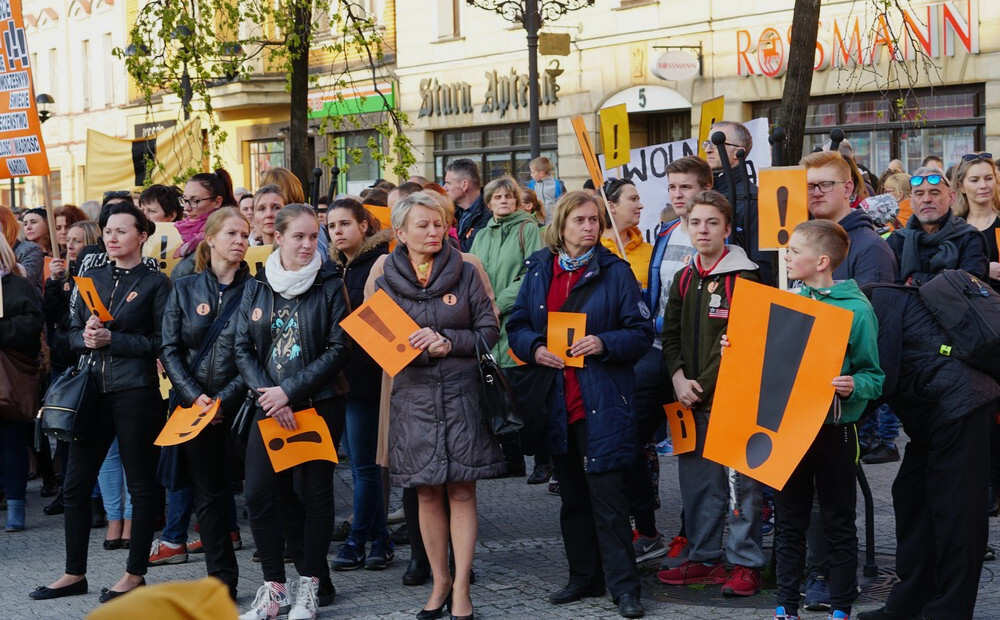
left=773, top=219, right=884, bottom=620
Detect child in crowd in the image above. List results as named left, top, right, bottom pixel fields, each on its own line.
left=526, top=156, right=565, bottom=224
left=771, top=220, right=884, bottom=620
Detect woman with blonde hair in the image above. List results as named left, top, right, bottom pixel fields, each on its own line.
left=952, top=153, right=1000, bottom=289
left=261, top=167, right=305, bottom=204
left=882, top=173, right=913, bottom=227
left=251, top=185, right=286, bottom=246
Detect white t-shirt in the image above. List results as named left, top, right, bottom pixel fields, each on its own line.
left=654, top=226, right=694, bottom=348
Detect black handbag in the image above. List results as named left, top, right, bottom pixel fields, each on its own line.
left=40, top=354, right=96, bottom=442
left=229, top=390, right=257, bottom=453
left=475, top=336, right=523, bottom=436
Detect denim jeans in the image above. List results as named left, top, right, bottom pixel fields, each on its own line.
left=0, top=421, right=28, bottom=501
left=859, top=403, right=900, bottom=449
left=162, top=487, right=193, bottom=543
left=345, top=394, right=388, bottom=545
left=97, top=438, right=132, bottom=521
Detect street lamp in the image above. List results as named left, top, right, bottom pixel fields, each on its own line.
left=466, top=0, right=593, bottom=159
left=36, top=93, right=54, bottom=124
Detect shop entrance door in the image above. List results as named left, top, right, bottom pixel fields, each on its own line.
left=629, top=110, right=692, bottom=148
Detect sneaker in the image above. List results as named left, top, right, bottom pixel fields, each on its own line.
left=656, top=560, right=726, bottom=585
left=365, top=538, right=395, bottom=570
left=655, top=438, right=673, bottom=455
left=238, top=581, right=290, bottom=620
left=527, top=463, right=553, bottom=484
left=331, top=540, right=366, bottom=571
left=803, top=573, right=832, bottom=611
left=659, top=536, right=689, bottom=569
left=762, top=495, right=775, bottom=536
left=188, top=531, right=243, bottom=554
left=633, top=533, right=668, bottom=563
left=721, top=565, right=761, bottom=596
left=148, top=539, right=188, bottom=566
left=829, top=612, right=850, bottom=620
left=862, top=444, right=900, bottom=464
left=775, top=606, right=800, bottom=620
left=387, top=506, right=405, bottom=523
left=547, top=477, right=560, bottom=496
left=288, top=576, right=319, bottom=620
left=316, top=575, right=335, bottom=606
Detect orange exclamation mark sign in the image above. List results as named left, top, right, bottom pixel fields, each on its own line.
left=359, top=306, right=406, bottom=353
left=776, top=186, right=790, bottom=245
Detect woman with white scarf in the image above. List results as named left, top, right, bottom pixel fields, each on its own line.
left=234, top=204, right=352, bottom=620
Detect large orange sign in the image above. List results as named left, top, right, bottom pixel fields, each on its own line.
left=0, top=0, right=49, bottom=178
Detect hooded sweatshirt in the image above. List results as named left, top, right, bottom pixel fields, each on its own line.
left=600, top=226, right=653, bottom=290
left=834, top=209, right=898, bottom=286
left=797, top=280, right=884, bottom=424
left=663, top=244, right=759, bottom=408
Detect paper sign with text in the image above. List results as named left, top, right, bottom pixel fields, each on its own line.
left=142, top=222, right=184, bottom=277
left=663, top=402, right=696, bottom=455
left=704, top=279, right=853, bottom=490
left=244, top=245, right=273, bottom=276
left=341, top=289, right=421, bottom=377
left=259, top=408, right=338, bottom=472
left=0, top=0, right=49, bottom=179
left=698, top=96, right=725, bottom=160
left=758, top=167, right=809, bottom=250
left=72, top=276, right=113, bottom=321
left=600, top=104, right=631, bottom=169
left=547, top=311, right=587, bottom=369
left=571, top=115, right=604, bottom=189
left=155, top=399, right=220, bottom=446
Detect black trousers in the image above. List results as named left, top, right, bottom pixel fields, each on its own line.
left=244, top=397, right=344, bottom=583
left=774, top=423, right=859, bottom=615
left=551, top=420, right=640, bottom=600
left=885, top=405, right=991, bottom=620
left=181, top=421, right=238, bottom=596
left=63, top=386, right=165, bottom=576
left=623, top=347, right=668, bottom=536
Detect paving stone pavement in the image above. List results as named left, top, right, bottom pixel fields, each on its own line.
left=3, top=441, right=998, bottom=619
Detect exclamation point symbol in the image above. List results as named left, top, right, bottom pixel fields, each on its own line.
left=746, top=303, right=815, bottom=469
left=359, top=306, right=405, bottom=352
left=268, top=431, right=323, bottom=450
left=676, top=408, right=688, bottom=439
left=159, top=236, right=168, bottom=270
left=612, top=125, right=619, bottom=159
left=776, top=186, right=790, bottom=245
left=565, top=327, right=576, bottom=358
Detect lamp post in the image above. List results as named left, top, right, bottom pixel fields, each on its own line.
left=466, top=0, right=593, bottom=159
left=35, top=93, right=56, bottom=254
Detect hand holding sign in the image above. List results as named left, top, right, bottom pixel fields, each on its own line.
left=663, top=402, right=696, bottom=455
left=548, top=312, right=587, bottom=368
left=341, top=289, right=421, bottom=377
left=73, top=276, right=114, bottom=321
left=155, top=399, right=220, bottom=446
left=258, top=408, right=338, bottom=472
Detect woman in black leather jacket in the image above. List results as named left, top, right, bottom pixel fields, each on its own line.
left=234, top=203, right=351, bottom=619
left=31, top=203, right=172, bottom=603
left=159, top=207, right=251, bottom=599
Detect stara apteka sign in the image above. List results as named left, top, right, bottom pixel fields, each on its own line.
left=737, top=0, right=979, bottom=78
left=418, top=61, right=563, bottom=118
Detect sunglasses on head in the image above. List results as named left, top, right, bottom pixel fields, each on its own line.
left=103, top=190, right=131, bottom=201
left=909, top=174, right=944, bottom=187
left=962, top=152, right=994, bottom=162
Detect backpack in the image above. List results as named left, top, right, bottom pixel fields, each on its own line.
left=917, top=269, right=1000, bottom=379
left=677, top=265, right=737, bottom=303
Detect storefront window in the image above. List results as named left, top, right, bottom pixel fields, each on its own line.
left=328, top=130, right=382, bottom=196
left=434, top=122, right=558, bottom=184
left=249, top=139, right=286, bottom=188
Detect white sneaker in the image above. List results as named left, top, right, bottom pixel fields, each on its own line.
left=238, top=581, right=290, bottom=620
left=288, top=576, right=319, bottom=620
left=387, top=506, right=405, bottom=523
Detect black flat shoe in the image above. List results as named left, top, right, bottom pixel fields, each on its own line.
left=403, top=557, right=430, bottom=586
left=416, top=589, right=452, bottom=620
left=615, top=593, right=644, bottom=618
left=122, top=539, right=131, bottom=550
left=548, top=582, right=606, bottom=605
left=103, top=539, right=123, bottom=550
left=29, top=578, right=88, bottom=600
left=43, top=496, right=64, bottom=516
left=98, top=578, right=145, bottom=604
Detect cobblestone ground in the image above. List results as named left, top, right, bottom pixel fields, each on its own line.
left=3, top=439, right=998, bottom=619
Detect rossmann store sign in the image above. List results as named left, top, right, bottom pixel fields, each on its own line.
left=737, top=0, right=979, bottom=78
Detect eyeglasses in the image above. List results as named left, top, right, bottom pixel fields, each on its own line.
left=909, top=174, right=945, bottom=187
left=962, top=152, right=994, bottom=162
left=806, top=180, right=846, bottom=194
left=701, top=140, right=743, bottom=151
left=179, top=195, right=216, bottom=208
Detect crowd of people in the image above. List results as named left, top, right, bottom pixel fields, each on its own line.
left=0, top=130, right=997, bottom=620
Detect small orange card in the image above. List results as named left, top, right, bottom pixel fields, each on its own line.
left=155, top=399, right=220, bottom=446
left=258, top=408, right=338, bottom=472
left=758, top=167, right=809, bottom=251
left=43, top=256, right=53, bottom=281
left=72, top=276, right=114, bottom=321
left=244, top=245, right=273, bottom=276
left=548, top=311, right=587, bottom=368
left=341, top=289, right=422, bottom=377
left=663, top=402, right=696, bottom=455
left=994, top=229, right=999, bottom=253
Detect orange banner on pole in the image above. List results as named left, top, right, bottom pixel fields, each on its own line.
left=547, top=311, right=587, bottom=368
left=244, top=245, right=273, bottom=276
left=142, top=222, right=184, bottom=277
left=155, top=400, right=220, bottom=446
left=0, top=0, right=49, bottom=179
left=341, top=289, right=421, bottom=377
left=758, top=167, right=809, bottom=250
left=663, top=402, right=696, bottom=455
left=704, top=279, right=853, bottom=490
left=72, top=276, right=113, bottom=321
left=259, top=408, right=338, bottom=472
left=571, top=115, right=604, bottom=189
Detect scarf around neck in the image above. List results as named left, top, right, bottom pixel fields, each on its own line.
left=265, top=249, right=322, bottom=299
left=558, top=245, right=596, bottom=271
left=897, top=211, right=976, bottom=282
left=174, top=213, right=210, bottom=259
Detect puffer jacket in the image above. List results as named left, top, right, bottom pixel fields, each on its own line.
left=507, top=246, right=655, bottom=473
left=714, top=169, right=775, bottom=286
left=0, top=271, right=44, bottom=359
left=69, top=261, right=172, bottom=393
left=600, top=226, right=653, bottom=290
left=159, top=263, right=251, bottom=412
left=234, top=260, right=351, bottom=409
left=866, top=283, right=1000, bottom=430
left=835, top=209, right=897, bottom=285
left=375, top=242, right=503, bottom=487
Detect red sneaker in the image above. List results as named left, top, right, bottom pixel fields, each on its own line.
left=148, top=539, right=188, bottom=565
left=721, top=565, right=761, bottom=596
left=657, top=560, right=726, bottom=585
left=188, top=531, right=242, bottom=554
left=666, top=536, right=688, bottom=559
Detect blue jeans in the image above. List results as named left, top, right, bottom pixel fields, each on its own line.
left=0, top=421, right=28, bottom=501
left=162, top=484, right=239, bottom=544
left=97, top=438, right=132, bottom=521
left=345, top=395, right=388, bottom=545
left=859, top=403, right=900, bottom=449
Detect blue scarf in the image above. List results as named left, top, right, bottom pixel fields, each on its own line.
left=558, top=246, right=595, bottom=271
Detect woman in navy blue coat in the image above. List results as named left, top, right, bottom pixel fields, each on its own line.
left=507, top=191, right=654, bottom=619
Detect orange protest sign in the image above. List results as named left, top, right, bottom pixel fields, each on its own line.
left=600, top=104, right=631, bottom=169
left=547, top=311, right=587, bottom=369
left=364, top=205, right=397, bottom=251
left=994, top=229, right=1000, bottom=253
left=244, top=245, right=273, bottom=276
left=697, top=96, right=725, bottom=160
left=142, top=222, right=184, bottom=277
left=259, top=408, right=338, bottom=472
left=758, top=167, right=809, bottom=250
left=341, top=289, right=421, bottom=377
left=154, top=399, right=220, bottom=446
left=72, top=276, right=114, bottom=321
left=0, top=0, right=50, bottom=179
left=663, top=402, right=696, bottom=455
left=571, top=115, right=604, bottom=189
left=43, top=255, right=52, bottom=281
left=704, top=279, right=853, bottom=490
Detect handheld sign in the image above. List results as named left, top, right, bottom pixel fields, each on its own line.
left=663, top=402, right=696, bottom=455
left=758, top=167, right=809, bottom=250
left=0, top=0, right=50, bottom=180
left=259, top=408, right=338, bottom=472
left=72, top=276, right=114, bottom=321
left=155, top=399, right=221, bottom=446
left=697, top=96, right=725, bottom=160
left=600, top=104, right=631, bottom=169
left=244, top=245, right=273, bottom=276
left=547, top=311, right=587, bottom=369
left=341, top=289, right=421, bottom=377
left=571, top=115, right=604, bottom=189
left=704, top=278, right=853, bottom=490
left=142, top=222, right=184, bottom=277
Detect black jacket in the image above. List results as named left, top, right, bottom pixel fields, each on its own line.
left=835, top=209, right=897, bottom=286
left=885, top=211, right=989, bottom=285
left=713, top=169, right=776, bottom=286
left=69, top=261, right=172, bottom=393
left=234, top=261, right=352, bottom=408
left=0, top=271, right=44, bottom=359
left=456, top=193, right=492, bottom=252
left=44, top=275, right=75, bottom=370
left=160, top=263, right=251, bottom=412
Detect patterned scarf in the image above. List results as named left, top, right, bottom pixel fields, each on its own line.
left=558, top=245, right=596, bottom=271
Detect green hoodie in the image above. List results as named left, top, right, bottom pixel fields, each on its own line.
left=798, top=280, right=884, bottom=424
left=469, top=209, right=543, bottom=367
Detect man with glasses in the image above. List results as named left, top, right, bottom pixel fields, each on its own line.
left=885, top=166, right=988, bottom=285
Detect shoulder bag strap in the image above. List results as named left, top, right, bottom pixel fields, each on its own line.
left=189, top=293, right=243, bottom=370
